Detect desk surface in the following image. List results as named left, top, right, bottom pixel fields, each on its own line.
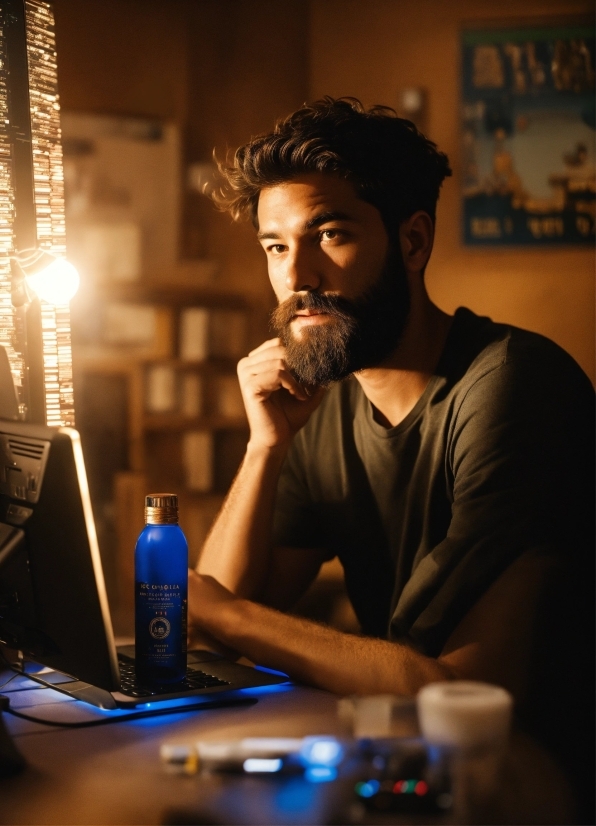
left=0, top=663, right=576, bottom=826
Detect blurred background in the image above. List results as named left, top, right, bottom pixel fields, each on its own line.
left=51, top=0, right=594, bottom=635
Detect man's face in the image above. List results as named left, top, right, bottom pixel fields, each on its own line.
left=257, top=173, right=410, bottom=385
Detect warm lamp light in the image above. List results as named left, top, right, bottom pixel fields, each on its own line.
left=11, top=248, right=80, bottom=306
left=26, top=258, right=79, bottom=306
left=0, top=0, right=75, bottom=426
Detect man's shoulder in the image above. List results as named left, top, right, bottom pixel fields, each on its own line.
left=448, top=307, right=593, bottom=396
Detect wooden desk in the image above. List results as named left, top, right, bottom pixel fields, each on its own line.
left=0, top=664, right=576, bottom=826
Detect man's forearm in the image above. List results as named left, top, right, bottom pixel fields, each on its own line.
left=191, top=545, right=552, bottom=702
left=190, top=574, right=452, bottom=696
left=195, top=443, right=287, bottom=599
left=232, top=602, right=451, bottom=695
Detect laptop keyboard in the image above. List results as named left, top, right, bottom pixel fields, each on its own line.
left=117, top=656, right=230, bottom=698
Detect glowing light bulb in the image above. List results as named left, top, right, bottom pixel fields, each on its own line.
left=25, top=257, right=80, bottom=305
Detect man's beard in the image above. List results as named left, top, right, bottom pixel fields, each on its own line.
left=270, top=249, right=411, bottom=386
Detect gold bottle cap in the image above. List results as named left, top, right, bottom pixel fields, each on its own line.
left=145, top=493, right=179, bottom=525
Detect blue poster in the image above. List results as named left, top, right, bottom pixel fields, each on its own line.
left=462, top=25, right=595, bottom=245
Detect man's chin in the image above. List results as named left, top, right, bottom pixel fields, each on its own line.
left=284, top=350, right=352, bottom=387
left=277, top=318, right=355, bottom=385
left=289, top=316, right=337, bottom=341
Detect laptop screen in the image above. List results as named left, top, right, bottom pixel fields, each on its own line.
left=0, top=420, right=120, bottom=690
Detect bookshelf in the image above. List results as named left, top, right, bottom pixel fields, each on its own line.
left=71, top=276, right=256, bottom=633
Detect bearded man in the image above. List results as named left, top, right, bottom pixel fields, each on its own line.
left=187, top=98, right=594, bottom=816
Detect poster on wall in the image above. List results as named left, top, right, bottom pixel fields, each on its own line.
left=461, top=23, right=595, bottom=246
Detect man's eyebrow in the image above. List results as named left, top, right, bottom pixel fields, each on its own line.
left=256, top=230, right=280, bottom=241
left=304, top=211, right=353, bottom=230
left=256, top=211, right=354, bottom=241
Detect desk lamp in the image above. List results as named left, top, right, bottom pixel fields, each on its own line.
left=0, top=0, right=77, bottom=426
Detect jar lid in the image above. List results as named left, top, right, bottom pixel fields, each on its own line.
left=417, top=681, right=512, bottom=750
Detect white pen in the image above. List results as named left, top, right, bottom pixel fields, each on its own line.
left=160, top=736, right=345, bottom=775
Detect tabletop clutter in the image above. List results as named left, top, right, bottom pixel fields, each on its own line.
left=160, top=680, right=513, bottom=824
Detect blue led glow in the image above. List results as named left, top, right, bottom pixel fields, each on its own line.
left=274, top=777, right=316, bottom=814
left=355, top=779, right=380, bottom=798
left=253, top=665, right=290, bottom=678
left=305, top=766, right=337, bottom=783
left=68, top=694, right=253, bottom=728
left=300, top=736, right=344, bottom=768
left=426, top=744, right=443, bottom=764
left=239, top=683, right=294, bottom=696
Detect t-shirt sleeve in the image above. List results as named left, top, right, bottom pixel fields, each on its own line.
left=389, top=346, right=595, bottom=657
left=271, top=436, right=327, bottom=551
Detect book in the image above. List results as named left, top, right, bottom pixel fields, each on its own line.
left=104, top=303, right=157, bottom=346
left=180, top=373, right=203, bottom=418
left=179, top=308, right=209, bottom=361
left=209, top=310, right=247, bottom=359
left=182, top=431, right=213, bottom=492
left=145, top=365, right=177, bottom=413
left=213, top=375, right=244, bottom=420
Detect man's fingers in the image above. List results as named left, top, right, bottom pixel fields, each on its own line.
left=239, top=350, right=287, bottom=373
left=245, top=368, right=308, bottom=401
left=239, top=348, right=309, bottom=400
left=241, top=356, right=287, bottom=377
left=247, top=337, right=282, bottom=358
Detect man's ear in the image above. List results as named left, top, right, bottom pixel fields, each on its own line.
left=398, top=211, right=434, bottom=275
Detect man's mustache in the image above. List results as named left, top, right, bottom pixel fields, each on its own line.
left=271, top=292, right=358, bottom=331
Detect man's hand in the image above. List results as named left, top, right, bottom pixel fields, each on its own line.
left=187, top=571, right=241, bottom=659
left=194, top=340, right=324, bottom=601
left=237, top=338, right=325, bottom=450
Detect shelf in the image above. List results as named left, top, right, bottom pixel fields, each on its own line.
left=143, top=413, right=247, bottom=431
left=74, top=351, right=242, bottom=374
left=74, top=278, right=251, bottom=309
left=141, top=357, right=241, bottom=371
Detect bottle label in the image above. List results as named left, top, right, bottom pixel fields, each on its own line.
left=149, top=616, right=171, bottom=639
left=135, top=581, right=187, bottom=677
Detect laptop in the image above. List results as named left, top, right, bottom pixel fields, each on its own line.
left=0, top=421, right=286, bottom=709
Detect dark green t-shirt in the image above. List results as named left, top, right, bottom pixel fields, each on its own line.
left=274, top=307, right=595, bottom=810
left=273, top=307, right=594, bottom=655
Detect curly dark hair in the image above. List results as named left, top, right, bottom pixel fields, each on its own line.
left=213, top=97, right=452, bottom=231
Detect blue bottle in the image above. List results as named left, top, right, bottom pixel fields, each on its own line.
left=135, top=493, right=188, bottom=686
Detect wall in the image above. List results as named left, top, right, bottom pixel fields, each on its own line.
left=54, top=0, right=309, bottom=316
left=53, top=0, right=189, bottom=121
left=184, top=0, right=309, bottom=312
left=309, top=0, right=595, bottom=382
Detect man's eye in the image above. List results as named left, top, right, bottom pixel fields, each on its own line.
left=320, top=229, right=341, bottom=241
left=267, top=244, right=286, bottom=254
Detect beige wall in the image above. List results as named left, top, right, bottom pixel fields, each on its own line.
left=54, top=0, right=189, bottom=121
left=54, top=0, right=309, bottom=330
left=53, top=0, right=595, bottom=380
left=309, top=0, right=595, bottom=382
left=184, top=0, right=309, bottom=317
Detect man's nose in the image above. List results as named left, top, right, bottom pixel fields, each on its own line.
left=283, top=246, right=322, bottom=293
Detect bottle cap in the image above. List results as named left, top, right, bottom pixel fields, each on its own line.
left=145, top=493, right=179, bottom=525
